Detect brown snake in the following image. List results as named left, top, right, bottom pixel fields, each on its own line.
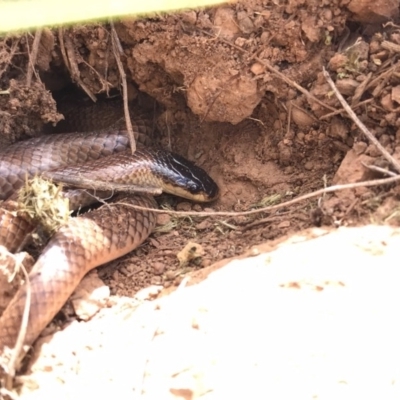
left=0, top=121, right=219, bottom=353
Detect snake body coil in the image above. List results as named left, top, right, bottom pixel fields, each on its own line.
left=0, top=124, right=218, bottom=352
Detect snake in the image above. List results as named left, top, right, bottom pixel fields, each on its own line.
left=0, top=120, right=219, bottom=353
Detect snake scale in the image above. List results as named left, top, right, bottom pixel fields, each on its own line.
left=0, top=118, right=219, bottom=353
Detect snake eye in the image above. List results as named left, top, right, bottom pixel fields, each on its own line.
left=188, top=181, right=201, bottom=193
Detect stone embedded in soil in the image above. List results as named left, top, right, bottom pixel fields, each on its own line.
left=328, top=53, right=349, bottom=71
left=331, top=148, right=377, bottom=203
left=291, top=107, right=315, bottom=128
left=335, top=78, right=359, bottom=96
left=347, top=0, right=399, bottom=23
left=237, top=10, right=255, bottom=34
left=391, top=85, right=400, bottom=105
left=301, top=15, right=321, bottom=43
left=332, top=149, right=374, bottom=185
left=353, top=141, right=368, bottom=155
left=382, top=93, right=395, bottom=111
left=156, top=213, right=171, bottom=226
left=213, top=7, right=240, bottom=40
left=365, top=144, right=383, bottom=157
left=328, top=117, right=349, bottom=142
left=186, top=73, right=263, bottom=124
left=176, top=202, right=192, bottom=211
left=153, top=262, right=166, bottom=275
left=250, top=62, right=265, bottom=75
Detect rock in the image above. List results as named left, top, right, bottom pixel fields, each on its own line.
left=187, top=73, right=263, bottom=124
left=301, top=15, right=320, bottom=42
left=328, top=53, right=349, bottom=71
left=176, top=202, right=192, bottom=211
left=353, top=141, right=368, bottom=155
left=237, top=11, right=255, bottom=34
left=156, top=213, right=172, bottom=226
left=391, top=85, right=400, bottom=104
left=291, top=107, right=315, bottom=127
left=382, top=93, right=394, bottom=111
left=328, top=117, right=349, bottom=142
left=347, top=0, right=399, bottom=23
left=181, top=11, right=197, bottom=25
left=213, top=8, right=240, bottom=40
left=335, top=78, right=359, bottom=96
left=250, top=62, right=265, bottom=75
left=332, top=149, right=374, bottom=185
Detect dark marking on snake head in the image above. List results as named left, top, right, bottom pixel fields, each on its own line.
left=153, top=150, right=219, bottom=202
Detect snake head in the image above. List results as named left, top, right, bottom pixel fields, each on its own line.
left=154, top=150, right=219, bottom=202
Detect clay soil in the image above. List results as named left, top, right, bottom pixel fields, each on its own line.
left=1, top=0, right=400, bottom=395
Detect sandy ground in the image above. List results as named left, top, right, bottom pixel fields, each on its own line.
left=14, top=225, right=400, bottom=399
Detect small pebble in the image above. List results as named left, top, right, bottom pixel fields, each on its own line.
left=250, top=247, right=260, bottom=256
left=304, top=161, right=314, bottom=171
left=112, top=271, right=119, bottom=281
left=156, top=213, right=171, bottom=225
left=192, top=204, right=202, bottom=212
left=196, top=220, right=211, bottom=230
left=201, top=259, right=211, bottom=268
left=153, top=262, right=166, bottom=275
left=353, top=142, right=368, bottom=156
left=176, top=202, right=192, bottom=211
left=165, top=270, right=176, bottom=280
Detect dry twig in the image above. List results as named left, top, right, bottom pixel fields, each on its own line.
left=1, top=260, right=31, bottom=390
left=362, top=162, right=398, bottom=177
left=323, top=67, right=400, bottom=174
left=58, top=27, right=96, bottom=102
left=319, top=98, right=373, bottom=120
left=0, top=37, right=20, bottom=80
left=26, top=29, right=42, bottom=87
left=367, top=61, right=399, bottom=97
left=117, top=174, right=400, bottom=218
left=110, top=22, right=136, bottom=154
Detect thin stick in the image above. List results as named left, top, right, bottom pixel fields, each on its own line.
left=26, top=29, right=42, bottom=87
left=116, top=175, right=400, bottom=218
left=197, top=28, right=336, bottom=113
left=58, top=27, right=69, bottom=74
left=362, top=162, right=398, bottom=177
left=4, top=261, right=31, bottom=389
left=110, top=22, right=136, bottom=154
left=322, top=67, right=400, bottom=174
left=0, top=37, right=20, bottom=80
left=286, top=102, right=292, bottom=136
left=59, top=28, right=96, bottom=102
left=319, top=98, right=373, bottom=120
left=258, top=57, right=336, bottom=112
